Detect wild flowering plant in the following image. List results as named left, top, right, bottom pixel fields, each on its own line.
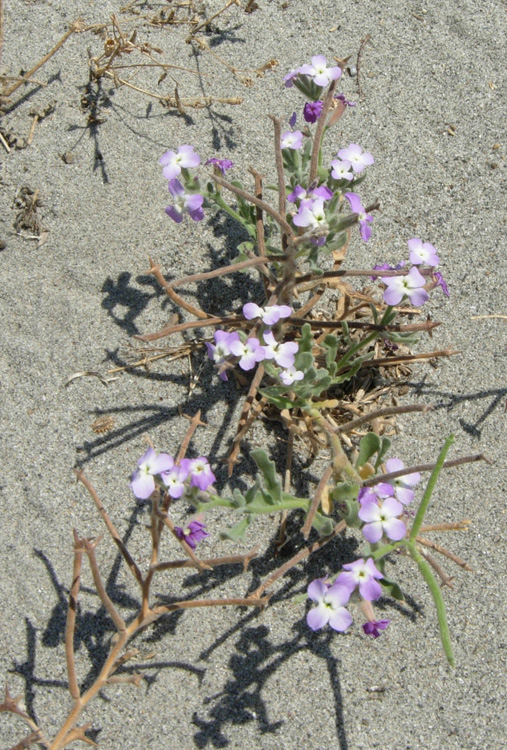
left=2, top=54, right=485, bottom=749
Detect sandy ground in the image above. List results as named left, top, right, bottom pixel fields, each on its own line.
left=0, top=0, right=506, bottom=748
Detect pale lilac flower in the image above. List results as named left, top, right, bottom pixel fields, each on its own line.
left=284, top=69, right=300, bottom=88
left=337, top=558, right=384, bottom=601
left=206, top=330, right=240, bottom=364
left=337, top=143, right=374, bottom=174
left=344, top=192, right=373, bottom=242
left=205, top=157, right=234, bottom=175
left=281, top=130, right=304, bottom=150
left=287, top=185, right=306, bottom=203
left=262, top=330, right=298, bottom=368
left=229, top=337, right=266, bottom=371
left=433, top=271, right=450, bottom=298
left=330, top=159, right=353, bottom=181
left=385, top=458, right=420, bottom=505
left=279, top=366, right=305, bottom=385
left=363, top=619, right=390, bottom=638
left=182, top=457, right=216, bottom=491
left=408, top=237, right=440, bottom=267
left=165, top=179, right=204, bottom=223
left=299, top=55, right=342, bottom=87
left=287, top=185, right=333, bottom=203
left=130, top=448, right=174, bottom=500
left=160, top=464, right=188, bottom=499
left=307, top=579, right=352, bottom=632
left=174, top=520, right=209, bottom=549
left=359, top=497, right=407, bottom=543
left=293, top=198, right=327, bottom=230
left=243, top=303, right=292, bottom=326
left=358, top=483, right=394, bottom=506
left=159, top=145, right=200, bottom=181
left=303, top=100, right=324, bottom=123
left=382, top=267, right=429, bottom=306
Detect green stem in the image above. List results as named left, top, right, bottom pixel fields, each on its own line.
left=379, top=304, right=394, bottom=325
left=201, top=494, right=309, bottom=514
left=410, top=435, right=455, bottom=540
left=408, top=540, right=455, bottom=666
left=211, top=192, right=247, bottom=227
left=335, top=330, right=377, bottom=371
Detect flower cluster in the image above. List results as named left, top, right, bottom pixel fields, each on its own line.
left=357, top=459, right=421, bottom=543
left=206, top=304, right=303, bottom=384
left=130, top=447, right=216, bottom=500
left=159, top=146, right=204, bottom=224
left=380, top=238, right=446, bottom=307
left=307, top=459, right=423, bottom=636
left=159, top=148, right=234, bottom=224
left=307, top=558, right=389, bottom=637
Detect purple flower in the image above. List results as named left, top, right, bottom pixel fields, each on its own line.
left=182, top=457, right=216, bottom=491
left=243, top=303, right=292, bottom=326
left=160, top=464, right=189, bottom=499
left=174, top=520, right=209, bottom=549
left=165, top=179, right=204, bottom=223
left=359, top=497, right=407, bottom=544
left=385, top=458, right=420, bottom=505
left=370, top=261, right=406, bottom=281
left=330, top=159, right=353, bottom=181
left=303, top=100, right=324, bottom=123
left=130, top=448, right=175, bottom=500
left=307, top=579, right=352, bottom=632
left=358, top=483, right=394, bottom=506
left=337, top=143, right=374, bottom=174
left=382, top=266, right=429, bottom=307
left=288, top=111, right=297, bottom=128
left=344, top=192, right=373, bottom=242
left=281, top=130, right=304, bottom=150
left=335, top=93, right=356, bottom=107
left=363, top=619, right=390, bottom=638
left=229, top=337, right=266, bottom=371
left=159, top=145, right=200, bottom=181
left=279, top=366, right=304, bottom=385
left=287, top=185, right=333, bottom=203
left=262, top=330, right=299, bottom=368
left=299, top=55, right=342, bottom=87
left=310, top=236, right=327, bottom=247
left=205, top=157, right=234, bottom=175
left=337, top=558, right=384, bottom=601
left=408, top=237, right=440, bottom=267
left=433, top=271, right=450, bottom=298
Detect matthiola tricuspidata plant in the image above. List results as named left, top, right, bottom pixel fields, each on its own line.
left=3, top=53, right=484, bottom=750
left=138, top=55, right=477, bottom=665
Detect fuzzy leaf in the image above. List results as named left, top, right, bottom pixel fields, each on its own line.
left=220, top=516, right=252, bottom=541
left=311, top=512, right=335, bottom=536
left=252, top=449, right=282, bottom=504
left=374, top=437, right=392, bottom=469
left=356, top=432, right=381, bottom=469
left=379, top=576, right=405, bottom=601
left=323, top=334, right=339, bottom=375
left=260, top=388, right=297, bottom=410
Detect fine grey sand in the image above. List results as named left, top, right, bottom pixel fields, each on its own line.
left=0, top=1, right=506, bottom=748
